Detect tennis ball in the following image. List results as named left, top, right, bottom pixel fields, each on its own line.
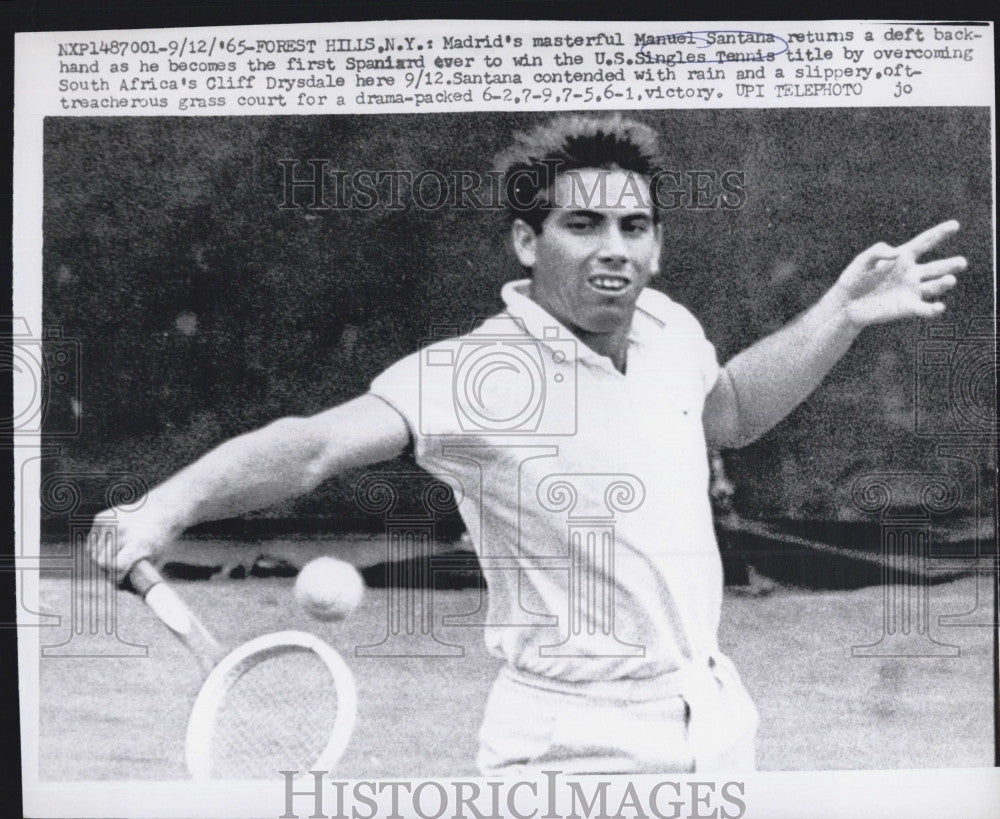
left=294, top=557, right=365, bottom=622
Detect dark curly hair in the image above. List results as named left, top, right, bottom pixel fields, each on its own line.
left=495, top=114, right=667, bottom=233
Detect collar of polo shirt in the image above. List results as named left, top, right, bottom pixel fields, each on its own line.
left=500, top=278, right=654, bottom=370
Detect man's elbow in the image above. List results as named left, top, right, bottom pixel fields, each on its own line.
left=261, top=415, right=330, bottom=492
left=704, top=370, right=762, bottom=449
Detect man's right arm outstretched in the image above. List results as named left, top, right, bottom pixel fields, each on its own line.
left=89, top=394, right=411, bottom=582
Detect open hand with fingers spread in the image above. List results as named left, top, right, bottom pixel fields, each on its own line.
left=831, top=220, right=966, bottom=328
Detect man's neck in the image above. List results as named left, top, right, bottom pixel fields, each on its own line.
left=526, top=283, right=633, bottom=374
left=570, top=323, right=631, bottom=373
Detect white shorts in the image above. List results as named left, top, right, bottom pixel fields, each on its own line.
left=476, top=655, right=759, bottom=776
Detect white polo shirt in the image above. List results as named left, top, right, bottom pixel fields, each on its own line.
left=369, top=279, right=723, bottom=683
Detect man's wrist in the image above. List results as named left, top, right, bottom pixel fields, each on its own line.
left=141, top=484, right=194, bottom=540
left=818, top=280, right=867, bottom=336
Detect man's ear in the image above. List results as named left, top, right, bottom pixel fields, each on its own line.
left=510, top=218, right=538, bottom=269
left=649, top=221, right=663, bottom=277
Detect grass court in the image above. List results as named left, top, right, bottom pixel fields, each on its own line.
left=36, top=548, right=994, bottom=780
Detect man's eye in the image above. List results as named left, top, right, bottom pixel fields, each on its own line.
left=567, top=221, right=593, bottom=231
left=623, top=221, right=650, bottom=234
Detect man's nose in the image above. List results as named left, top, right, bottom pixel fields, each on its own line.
left=597, top=225, right=628, bottom=267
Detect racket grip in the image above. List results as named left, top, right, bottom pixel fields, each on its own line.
left=127, top=558, right=165, bottom=598
left=129, top=557, right=226, bottom=671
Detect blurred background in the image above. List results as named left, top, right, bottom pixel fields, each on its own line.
left=40, top=110, right=995, bottom=584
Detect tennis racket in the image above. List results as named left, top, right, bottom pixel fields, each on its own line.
left=127, top=558, right=358, bottom=780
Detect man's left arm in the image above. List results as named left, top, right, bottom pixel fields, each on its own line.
left=703, top=220, right=966, bottom=449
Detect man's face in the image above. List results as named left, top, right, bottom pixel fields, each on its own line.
left=512, top=168, right=662, bottom=335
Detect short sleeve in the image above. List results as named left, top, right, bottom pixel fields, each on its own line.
left=368, top=352, right=423, bottom=456
left=368, top=343, right=474, bottom=466
left=637, top=289, right=721, bottom=396
left=683, top=313, right=722, bottom=397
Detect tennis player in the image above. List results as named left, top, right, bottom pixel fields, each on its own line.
left=91, top=115, right=964, bottom=775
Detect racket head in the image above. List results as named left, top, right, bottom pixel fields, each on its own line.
left=185, top=630, right=357, bottom=780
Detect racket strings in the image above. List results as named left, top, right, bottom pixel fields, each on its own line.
left=208, top=648, right=340, bottom=779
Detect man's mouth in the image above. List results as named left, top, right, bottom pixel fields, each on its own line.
left=587, top=275, right=631, bottom=294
